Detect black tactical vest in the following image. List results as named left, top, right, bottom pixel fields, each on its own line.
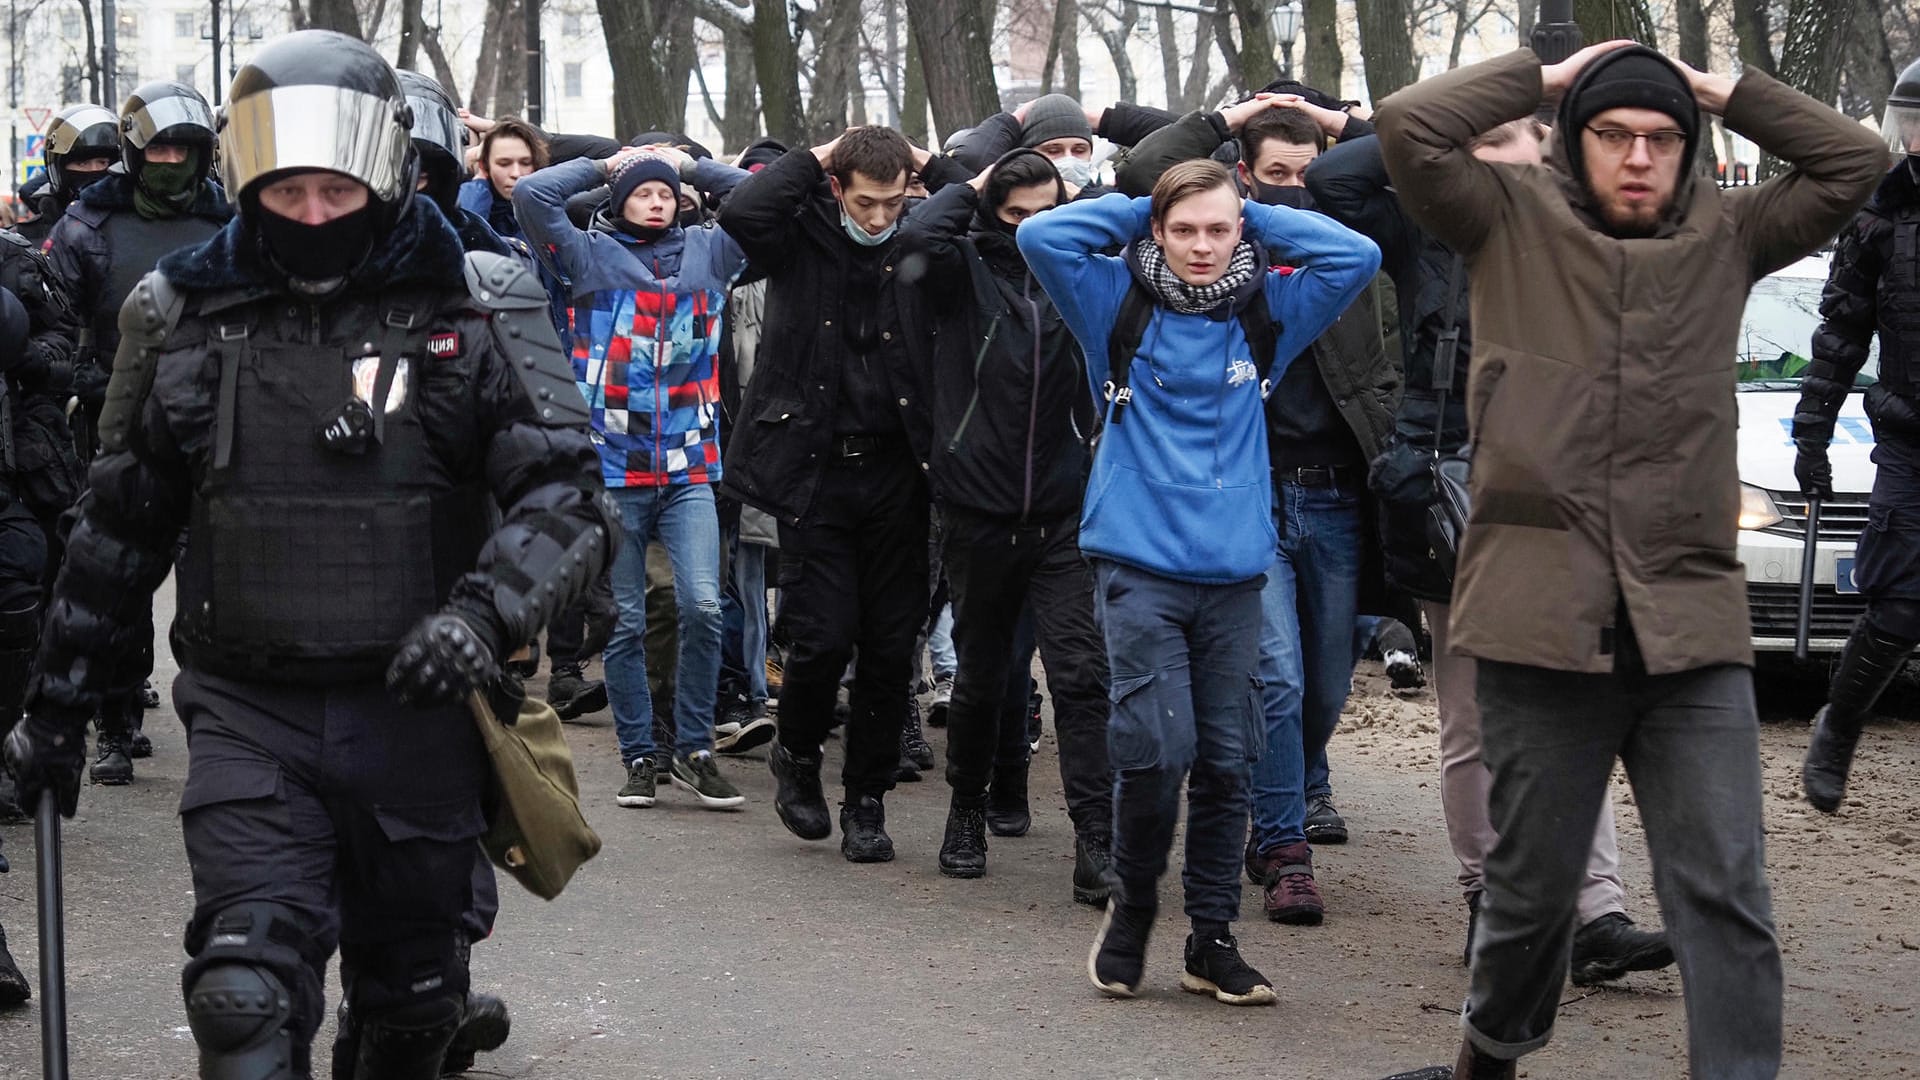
left=1879, top=214, right=1920, bottom=396
left=171, top=291, right=491, bottom=684
left=94, top=210, right=222, bottom=363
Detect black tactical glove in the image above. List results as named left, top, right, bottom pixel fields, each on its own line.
left=1794, top=439, right=1834, bottom=500
left=4, top=714, right=86, bottom=819
left=387, top=612, right=500, bottom=707
left=1791, top=379, right=1844, bottom=501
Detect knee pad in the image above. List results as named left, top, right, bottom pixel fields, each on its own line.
left=184, top=962, right=297, bottom=1080
left=1866, top=598, right=1920, bottom=644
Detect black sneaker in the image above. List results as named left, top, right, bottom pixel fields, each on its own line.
left=90, top=734, right=133, bottom=785
left=1569, top=912, right=1674, bottom=986
left=1180, top=932, right=1276, bottom=1006
left=1304, top=793, right=1348, bottom=844
left=0, top=923, right=29, bottom=1008
left=669, top=751, right=747, bottom=809
left=770, top=740, right=831, bottom=840
left=986, top=765, right=1031, bottom=837
left=1072, top=834, right=1113, bottom=907
left=839, top=795, right=895, bottom=863
left=938, top=804, right=988, bottom=878
left=1087, top=900, right=1154, bottom=998
left=614, top=758, right=657, bottom=808
left=440, top=991, right=510, bottom=1075
left=714, top=713, right=776, bottom=756
left=548, top=662, right=608, bottom=722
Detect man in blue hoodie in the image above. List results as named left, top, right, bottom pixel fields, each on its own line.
left=1019, top=160, right=1378, bottom=1008
left=514, top=144, right=751, bottom=813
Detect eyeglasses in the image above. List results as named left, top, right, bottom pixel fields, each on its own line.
left=1585, top=127, right=1688, bottom=157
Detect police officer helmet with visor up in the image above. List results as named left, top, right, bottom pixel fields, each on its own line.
left=1885, top=58, right=1920, bottom=158
left=119, top=80, right=217, bottom=211
left=219, top=30, right=418, bottom=284
left=43, top=104, right=121, bottom=201
left=395, top=68, right=467, bottom=213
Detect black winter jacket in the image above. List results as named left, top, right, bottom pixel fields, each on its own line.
left=28, top=198, right=610, bottom=716
left=0, top=230, right=82, bottom=515
left=716, top=147, right=972, bottom=525
left=897, top=180, right=1092, bottom=523
left=1809, top=162, right=1920, bottom=398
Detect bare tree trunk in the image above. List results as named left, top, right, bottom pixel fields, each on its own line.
left=494, top=0, right=528, bottom=118
left=397, top=0, right=424, bottom=70
left=1061, top=4, right=1081, bottom=101
left=1519, top=0, right=1537, bottom=39
left=1731, top=0, right=1776, bottom=76
left=1303, top=0, right=1344, bottom=95
left=1573, top=0, right=1657, bottom=47
left=80, top=0, right=101, bottom=104
left=471, top=0, right=510, bottom=115
left=723, top=25, right=760, bottom=148
left=1356, top=0, right=1420, bottom=100
left=1043, top=0, right=1071, bottom=93
left=596, top=0, right=696, bottom=139
left=1674, top=0, right=1715, bottom=173
left=902, top=23, right=929, bottom=143
left=1092, top=3, right=1141, bottom=104
left=1181, top=14, right=1216, bottom=110
left=1227, top=0, right=1278, bottom=91
left=906, top=0, right=1001, bottom=142
left=805, top=0, right=863, bottom=144
left=1838, top=0, right=1895, bottom=119
left=287, top=0, right=310, bottom=31
left=306, top=0, right=364, bottom=37
left=1777, top=0, right=1851, bottom=104
left=754, top=0, right=806, bottom=146
left=1155, top=6, right=1186, bottom=109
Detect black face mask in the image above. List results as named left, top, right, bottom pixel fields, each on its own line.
left=614, top=217, right=672, bottom=243
left=1252, top=182, right=1316, bottom=210
left=67, top=167, right=110, bottom=198
left=256, top=204, right=377, bottom=283
left=677, top=207, right=703, bottom=229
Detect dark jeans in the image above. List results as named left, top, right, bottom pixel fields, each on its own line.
left=173, top=670, right=487, bottom=1072
left=774, top=450, right=929, bottom=797
left=942, top=507, right=1111, bottom=840
left=1468, top=629, right=1781, bottom=1075
left=1092, top=559, right=1263, bottom=929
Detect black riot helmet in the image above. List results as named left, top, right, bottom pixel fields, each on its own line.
left=396, top=68, right=465, bottom=212
left=119, top=80, right=218, bottom=206
left=219, top=30, right=417, bottom=229
left=44, top=104, right=121, bottom=200
left=1887, top=58, right=1920, bottom=157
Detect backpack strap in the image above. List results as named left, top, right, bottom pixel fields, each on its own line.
left=1102, top=282, right=1155, bottom=424
left=1431, top=252, right=1466, bottom=458
left=1236, top=295, right=1280, bottom=396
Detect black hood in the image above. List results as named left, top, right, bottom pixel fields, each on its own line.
left=157, top=192, right=467, bottom=295
left=1551, top=45, right=1702, bottom=234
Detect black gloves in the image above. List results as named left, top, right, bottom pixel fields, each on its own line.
left=4, top=714, right=87, bottom=819
left=387, top=612, right=500, bottom=707
left=1791, top=378, right=1845, bottom=500
left=1794, top=440, right=1834, bottom=500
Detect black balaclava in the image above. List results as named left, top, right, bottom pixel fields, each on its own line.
left=256, top=203, right=377, bottom=285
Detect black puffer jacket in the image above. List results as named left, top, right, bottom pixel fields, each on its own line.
left=0, top=230, right=82, bottom=516
left=897, top=170, right=1092, bottom=523
left=1804, top=162, right=1920, bottom=409
left=28, top=197, right=610, bottom=714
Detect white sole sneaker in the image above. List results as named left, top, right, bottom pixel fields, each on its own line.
left=614, top=792, right=655, bottom=808
left=669, top=763, right=747, bottom=810
left=1086, top=902, right=1142, bottom=998
left=715, top=716, right=776, bottom=755
left=1179, top=971, right=1276, bottom=1006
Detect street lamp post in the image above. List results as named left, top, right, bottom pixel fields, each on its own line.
left=203, top=0, right=224, bottom=105
left=1271, top=0, right=1302, bottom=81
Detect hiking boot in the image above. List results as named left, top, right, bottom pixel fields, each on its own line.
left=938, top=803, right=988, bottom=878
left=986, top=765, right=1031, bottom=837
left=927, top=673, right=953, bottom=728
left=1570, top=912, right=1674, bottom=986
left=0, top=923, right=29, bottom=1008
left=614, top=758, right=657, bottom=808
left=90, top=733, right=133, bottom=785
left=140, top=679, right=161, bottom=709
left=1180, top=932, right=1276, bottom=1006
left=670, top=751, right=747, bottom=809
left=1072, top=834, right=1113, bottom=907
left=128, top=729, right=154, bottom=758
left=440, top=991, right=511, bottom=1075
left=839, top=795, right=895, bottom=863
left=1304, top=793, right=1348, bottom=844
left=770, top=740, right=831, bottom=840
left=1259, top=841, right=1324, bottom=926
left=715, top=710, right=775, bottom=756
left=902, top=697, right=936, bottom=771
left=1087, top=900, right=1154, bottom=998
left=548, top=662, right=608, bottom=722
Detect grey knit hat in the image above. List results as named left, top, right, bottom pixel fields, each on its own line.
left=1021, top=94, right=1093, bottom=148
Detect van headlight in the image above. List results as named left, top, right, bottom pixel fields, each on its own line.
left=1738, top=484, right=1784, bottom=531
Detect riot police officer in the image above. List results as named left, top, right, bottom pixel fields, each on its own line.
left=5, top=30, right=610, bottom=1079
left=15, top=104, right=121, bottom=246
left=1795, top=58, right=1920, bottom=813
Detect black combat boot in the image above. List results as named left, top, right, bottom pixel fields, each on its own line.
left=840, top=794, right=895, bottom=863
left=769, top=740, right=831, bottom=840
left=353, top=996, right=464, bottom=1080
left=937, top=801, right=988, bottom=878
left=1805, top=618, right=1913, bottom=813
left=986, top=762, right=1031, bottom=837
left=546, top=661, right=608, bottom=722
left=440, top=992, right=511, bottom=1075
left=90, top=730, right=134, bottom=785
left=1072, top=833, right=1113, bottom=906
left=901, top=695, right=935, bottom=771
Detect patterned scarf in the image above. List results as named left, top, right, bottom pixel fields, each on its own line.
left=1132, top=237, right=1258, bottom=315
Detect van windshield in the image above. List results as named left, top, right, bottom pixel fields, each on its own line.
left=1734, top=273, right=1880, bottom=390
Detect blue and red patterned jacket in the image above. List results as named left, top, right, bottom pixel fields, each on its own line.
left=512, top=155, right=749, bottom=488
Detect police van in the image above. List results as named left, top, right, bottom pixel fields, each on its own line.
left=1735, top=253, right=1879, bottom=654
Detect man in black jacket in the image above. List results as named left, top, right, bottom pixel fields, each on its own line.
left=0, top=284, right=41, bottom=1008
left=897, top=148, right=1114, bottom=900
left=718, top=126, right=970, bottom=863
left=15, top=104, right=121, bottom=246
left=4, top=32, right=611, bottom=1077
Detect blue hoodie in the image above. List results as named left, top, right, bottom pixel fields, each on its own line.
left=1017, top=193, right=1380, bottom=584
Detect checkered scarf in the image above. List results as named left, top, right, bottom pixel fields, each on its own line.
left=1131, top=237, right=1258, bottom=315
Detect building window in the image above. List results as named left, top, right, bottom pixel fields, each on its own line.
left=563, top=12, right=582, bottom=36
left=175, top=12, right=195, bottom=37
left=564, top=62, right=583, bottom=99
left=60, top=11, right=80, bottom=38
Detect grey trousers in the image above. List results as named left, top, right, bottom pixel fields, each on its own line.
left=1466, top=645, right=1782, bottom=1078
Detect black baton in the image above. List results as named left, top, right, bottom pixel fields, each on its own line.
left=1795, top=496, right=1823, bottom=661
left=36, top=788, right=68, bottom=1080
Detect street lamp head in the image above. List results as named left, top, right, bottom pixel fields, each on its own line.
left=1271, top=0, right=1303, bottom=46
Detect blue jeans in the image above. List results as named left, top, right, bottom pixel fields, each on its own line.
left=1093, top=559, right=1264, bottom=929
left=1251, top=481, right=1363, bottom=853
left=927, top=603, right=957, bottom=681
left=733, top=540, right=770, bottom=704
left=606, top=485, right=723, bottom=763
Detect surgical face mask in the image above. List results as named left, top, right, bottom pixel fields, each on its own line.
left=1253, top=182, right=1315, bottom=211
left=841, top=208, right=897, bottom=247
left=1052, top=154, right=1095, bottom=188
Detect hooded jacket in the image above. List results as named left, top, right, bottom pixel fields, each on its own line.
left=514, top=155, right=750, bottom=488
left=1376, top=47, right=1886, bottom=674
left=1018, top=193, right=1380, bottom=583
left=898, top=158, right=1092, bottom=523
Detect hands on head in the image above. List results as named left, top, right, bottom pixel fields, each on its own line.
left=1221, top=92, right=1349, bottom=136
left=1540, top=39, right=1734, bottom=115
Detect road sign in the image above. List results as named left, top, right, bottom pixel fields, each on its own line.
left=25, top=134, right=45, bottom=158
left=17, top=162, right=44, bottom=186
left=23, top=106, right=52, bottom=132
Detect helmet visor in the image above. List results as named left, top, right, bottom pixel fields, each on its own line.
left=1883, top=104, right=1920, bottom=156
left=222, top=84, right=410, bottom=205
left=125, top=95, right=216, bottom=149
left=405, top=93, right=465, bottom=163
